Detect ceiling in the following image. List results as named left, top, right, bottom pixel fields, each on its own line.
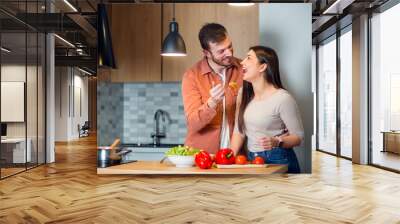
left=0, top=0, right=392, bottom=73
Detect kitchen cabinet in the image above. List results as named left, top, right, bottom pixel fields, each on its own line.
left=108, top=4, right=258, bottom=83
left=161, top=3, right=259, bottom=82
left=123, top=147, right=169, bottom=161
left=110, top=4, right=162, bottom=82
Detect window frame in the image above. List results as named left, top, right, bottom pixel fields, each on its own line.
left=315, top=24, right=353, bottom=161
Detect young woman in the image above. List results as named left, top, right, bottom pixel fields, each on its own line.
left=230, top=46, right=304, bottom=173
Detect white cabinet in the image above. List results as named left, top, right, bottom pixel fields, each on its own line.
left=123, top=147, right=169, bottom=161
left=1, top=82, right=25, bottom=122
left=1, top=138, right=32, bottom=163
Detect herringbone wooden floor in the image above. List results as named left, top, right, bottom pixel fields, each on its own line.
left=1, top=135, right=400, bottom=224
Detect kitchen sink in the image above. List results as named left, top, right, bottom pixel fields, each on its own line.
left=120, top=143, right=183, bottom=161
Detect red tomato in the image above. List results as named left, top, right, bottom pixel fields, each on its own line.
left=253, top=156, right=265, bottom=164
left=235, top=155, right=248, bottom=165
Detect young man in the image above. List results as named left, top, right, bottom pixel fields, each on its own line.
left=182, top=23, right=243, bottom=154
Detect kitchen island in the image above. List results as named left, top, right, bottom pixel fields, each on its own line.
left=97, top=161, right=288, bottom=175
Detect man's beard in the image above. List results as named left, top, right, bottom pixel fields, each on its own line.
left=210, top=53, right=232, bottom=67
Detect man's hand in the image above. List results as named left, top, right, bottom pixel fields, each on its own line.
left=207, top=83, right=224, bottom=109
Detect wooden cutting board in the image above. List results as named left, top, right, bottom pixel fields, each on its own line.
left=216, top=164, right=268, bottom=169
left=97, top=161, right=286, bottom=175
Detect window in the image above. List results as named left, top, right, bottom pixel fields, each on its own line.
left=317, top=36, right=337, bottom=154
left=339, top=28, right=352, bottom=158
left=370, top=2, right=400, bottom=171
left=316, top=26, right=353, bottom=159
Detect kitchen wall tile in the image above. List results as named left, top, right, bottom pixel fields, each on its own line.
left=97, top=82, right=124, bottom=146
left=98, top=82, right=188, bottom=145
left=123, top=82, right=186, bottom=144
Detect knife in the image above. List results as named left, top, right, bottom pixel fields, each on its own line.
left=160, top=156, right=167, bottom=164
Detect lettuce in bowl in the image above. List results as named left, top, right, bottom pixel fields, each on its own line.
left=165, top=145, right=200, bottom=156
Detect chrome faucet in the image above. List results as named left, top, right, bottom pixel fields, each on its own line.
left=151, top=109, right=171, bottom=146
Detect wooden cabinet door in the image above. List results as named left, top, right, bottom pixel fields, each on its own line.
left=161, top=3, right=259, bottom=82
left=110, top=4, right=162, bottom=82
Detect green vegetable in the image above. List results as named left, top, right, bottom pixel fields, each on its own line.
left=165, top=145, right=200, bottom=156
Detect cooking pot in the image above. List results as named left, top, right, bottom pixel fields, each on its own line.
left=97, top=146, right=131, bottom=167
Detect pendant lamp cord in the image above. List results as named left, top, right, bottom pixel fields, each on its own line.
left=172, top=3, right=176, bottom=22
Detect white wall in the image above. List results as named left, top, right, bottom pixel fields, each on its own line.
left=1, top=65, right=26, bottom=81
left=55, top=67, right=89, bottom=141
left=1, top=65, right=34, bottom=137
left=72, top=72, right=89, bottom=138
left=259, top=3, right=313, bottom=173
left=55, top=67, right=69, bottom=141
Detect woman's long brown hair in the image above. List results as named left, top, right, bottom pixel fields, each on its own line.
left=238, top=46, right=284, bottom=133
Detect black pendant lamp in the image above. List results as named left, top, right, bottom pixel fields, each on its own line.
left=161, top=3, right=187, bottom=57
left=97, top=3, right=116, bottom=68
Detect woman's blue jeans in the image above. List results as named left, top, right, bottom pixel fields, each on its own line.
left=247, top=147, right=301, bottom=173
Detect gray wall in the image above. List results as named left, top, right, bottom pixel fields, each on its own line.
left=259, top=3, right=313, bottom=173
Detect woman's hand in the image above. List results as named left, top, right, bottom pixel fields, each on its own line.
left=230, top=133, right=245, bottom=156
left=258, top=136, right=279, bottom=150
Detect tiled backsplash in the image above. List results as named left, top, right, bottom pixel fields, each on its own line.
left=98, top=82, right=187, bottom=146
left=97, top=82, right=124, bottom=146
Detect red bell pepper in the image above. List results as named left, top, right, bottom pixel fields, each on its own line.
left=195, top=151, right=213, bottom=169
left=215, top=148, right=235, bottom=165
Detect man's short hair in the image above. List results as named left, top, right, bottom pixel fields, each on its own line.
left=198, top=23, right=227, bottom=50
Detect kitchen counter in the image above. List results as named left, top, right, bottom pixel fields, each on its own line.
left=97, top=161, right=288, bottom=175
